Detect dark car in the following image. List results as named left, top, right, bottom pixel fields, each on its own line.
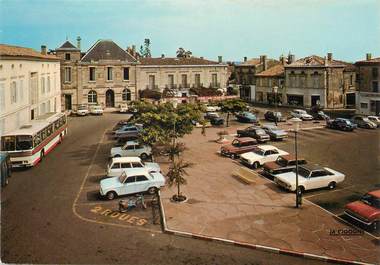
left=326, top=118, right=356, bottom=131
left=113, top=120, right=133, bottom=132
left=262, top=155, right=307, bottom=178
left=312, top=111, right=330, bottom=120
left=351, top=116, right=377, bottom=129
left=235, top=112, right=258, bottom=123
left=114, top=125, right=142, bottom=139
left=220, top=138, right=257, bottom=159
left=114, top=135, right=139, bottom=147
left=237, top=126, right=270, bottom=142
left=264, top=111, right=285, bottom=122
left=204, top=112, right=224, bottom=125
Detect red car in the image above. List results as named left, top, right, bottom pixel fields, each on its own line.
left=345, top=189, right=380, bottom=231
left=220, top=137, right=257, bottom=159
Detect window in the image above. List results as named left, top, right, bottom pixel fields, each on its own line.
left=41, top=77, right=45, bottom=94
left=350, top=75, right=353, bottom=86
left=88, top=90, right=97, bottom=104
left=149, top=75, right=155, bottom=89
left=372, top=67, right=378, bottom=79
left=121, top=163, right=132, bottom=168
left=125, top=145, right=135, bottom=150
left=132, top=162, right=144, bottom=168
left=65, top=53, right=71, bottom=60
left=47, top=76, right=51, bottom=92
left=107, top=67, right=113, bottom=81
left=111, top=163, right=121, bottom=169
left=122, top=88, right=131, bottom=101
left=360, top=102, right=368, bottom=109
left=168, top=74, right=174, bottom=88
left=19, top=80, right=24, bottom=102
left=372, top=81, right=379, bottom=92
left=89, top=67, right=96, bottom=81
left=194, top=74, right=200, bottom=87
left=125, top=176, right=135, bottom=183
left=181, top=74, right=187, bottom=87
left=123, top=67, right=129, bottom=80
left=212, top=73, right=218, bottom=87
left=10, top=81, right=17, bottom=103
left=136, top=175, right=148, bottom=182
left=64, top=67, right=71, bottom=82
left=312, top=72, right=319, bottom=88
left=0, top=83, right=4, bottom=111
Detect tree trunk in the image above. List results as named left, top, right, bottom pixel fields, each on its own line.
left=177, top=180, right=180, bottom=197
left=227, top=112, right=230, bottom=127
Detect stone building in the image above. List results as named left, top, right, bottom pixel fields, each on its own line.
left=137, top=56, right=228, bottom=97
left=283, top=53, right=356, bottom=109
left=234, top=55, right=279, bottom=102
left=355, top=54, right=380, bottom=115
left=54, top=39, right=138, bottom=110
left=0, top=44, right=61, bottom=135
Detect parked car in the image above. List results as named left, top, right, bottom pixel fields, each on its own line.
left=240, top=145, right=289, bottom=169
left=237, top=126, right=270, bottom=143
left=264, top=111, right=285, bottom=122
left=76, top=104, right=89, bottom=116
left=326, top=118, right=356, bottom=131
left=119, top=104, right=129, bottom=113
left=367, top=116, right=380, bottom=127
left=312, top=111, right=330, bottom=120
left=205, top=105, right=221, bottom=112
left=114, top=135, right=139, bottom=147
left=290, top=109, right=313, bottom=121
left=114, top=124, right=142, bottom=139
left=107, top=157, right=161, bottom=177
left=110, top=141, right=152, bottom=160
left=100, top=168, right=165, bottom=200
left=90, top=105, right=104, bottom=115
left=261, top=124, right=288, bottom=140
left=220, top=137, right=257, bottom=159
left=235, top=111, right=258, bottom=123
left=274, top=164, right=345, bottom=192
left=262, top=155, right=307, bottom=178
left=344, top=189, right=380, bottom=231
left=113, top=120, right=132, bottom=132
left=204, top=112, right=224, bottom=125
left=351, top=116, right=377, bottom=129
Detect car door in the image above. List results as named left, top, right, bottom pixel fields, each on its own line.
left=109, top=162, right=121, bottom=177
left=122, top=175, right=137, bottom=195
left=123, top=144, right=135, bottom=156
left=267, top=149, right=279, bottom=163
left=120, top=162, right=132, bottom=174
left=308, top=171, right=325, bottom=190
left=134, top=175, right=151, bottom=193
left=262, top=150, right=273, bottom=163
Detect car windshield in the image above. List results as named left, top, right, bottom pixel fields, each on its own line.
left=361, top=194, right=380, bottom=209
left=362, top=118, right=370, bottom=122
left=78, top=106, right=87, bottom=110
left=93, top=106, right=102, bottom=110
left=256, top=129, right=266, bottom=135
left=276, top=156, right=288, bottom=167
left=297, top=167, right=310, bottom=177
left=118, top=171, right=128, bottom=183
left=253, top=149, right=265, bottom=156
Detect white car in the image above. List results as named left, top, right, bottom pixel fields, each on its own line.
left=100, top=168, right=166, bottom=200
left=107, top=157, right=161, bottom=177
left=76, top=105, right=89, bottom=116
left=368, top=116, right=380, bottom=127
left=119, top=104, right=129, bottom=113
left=90, top=105, right=104, bottom=115
left=110, top=141, right=152, bottom=160
left=240, top=145, right=289, bottom=169
left=290, top=109, right=313, bottom=121
left=274, top=164, right=345, bottom=192
left=205, top=105, right=221, bottom=112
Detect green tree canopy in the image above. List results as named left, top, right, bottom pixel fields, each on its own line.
left=218, top=99, right=248, bottom=126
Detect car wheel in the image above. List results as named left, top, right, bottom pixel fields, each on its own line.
left=252, top=161, right=260, bottom=169
left=140, top=153, right=148, bottom=160
left=231, top=154, right=237, bottom=160
left=106, top=191, right=117, bottom=200
left=147, top=187, right=157, bottom=195
left=114, top=154, right=121, bottom=158
left=327, top=181, right=336, bottom=190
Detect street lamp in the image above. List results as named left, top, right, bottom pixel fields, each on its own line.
left=289, top=117, right=302, bottom=208
left=273, top=86, right=278, bottom=125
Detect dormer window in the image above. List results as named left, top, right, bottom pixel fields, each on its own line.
left=65, top=53, right=71, bottom=60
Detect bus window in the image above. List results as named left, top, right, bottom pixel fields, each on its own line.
left=41, top=128, right=47, bottom=140
left=54, top=120, right=60, bottom=130
left=47, top=125, right=53, bottom=136
left=16, top=135, right=33, bottom=150
left=1, top=136, right=16, bottom=151
left=34, top=132, right=42, bottom=147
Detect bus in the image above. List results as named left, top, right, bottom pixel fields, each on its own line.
left=0, top=152, right=11, bottom=187
left=0, top=112, right=67, bottom=168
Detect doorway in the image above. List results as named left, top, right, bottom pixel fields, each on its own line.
left=64, top=94, right=72, bottom=110
left=311, top=95, right=320, bottom=106
left=106, top=89, right=115, bottom=107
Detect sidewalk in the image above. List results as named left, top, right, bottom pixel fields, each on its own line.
left=158, top=126, right=378, bottom=264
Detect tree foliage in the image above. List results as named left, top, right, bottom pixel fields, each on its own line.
left=218, top=99, right=248, bottom=127
left=140, top=38, right=152, bottom=58
left=176, top=47, right=192, bottom=58
left=167, top=159, right=193, bottom=198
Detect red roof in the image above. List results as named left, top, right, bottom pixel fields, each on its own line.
left=256, top=64, right=285, bottom=77
left=0, top=44, right=59, bottom=61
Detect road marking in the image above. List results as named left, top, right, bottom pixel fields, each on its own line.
left=71, top=129, right=161, bottom=234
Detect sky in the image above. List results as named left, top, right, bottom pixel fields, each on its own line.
left=1, top=0, right=379, bottom=63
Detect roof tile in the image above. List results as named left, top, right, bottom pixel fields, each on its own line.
left=0, top=44, right=59, bottom=61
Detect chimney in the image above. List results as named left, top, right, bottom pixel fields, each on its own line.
left=288, top=54, right=295, bottom=64
left=260, top=55, right=267, bottom=70
left=41, top=45, right=47, bottom=55
left=76, top=36, right=81, bottom=50
left=327, top=52, right=333, bottom=61
left=366, top=53, right=372, bottom=61
left=161, top=54, right=165, bottom=58
left=132, top=45, right=136, bottom=52
left=200, top=56, right=204, bottom=59
left=244, top=56, right=247, bottom=62
left=218, top=56, right=222, bottom=63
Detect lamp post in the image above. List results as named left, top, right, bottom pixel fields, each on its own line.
left=273, top=86, right=278, bottom=125
left=290, top=117, right=302, bottom=208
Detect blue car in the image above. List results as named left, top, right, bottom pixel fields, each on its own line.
left=235, top=112, right=258, bottom=123
left=326, top=118, right=356, bottom=131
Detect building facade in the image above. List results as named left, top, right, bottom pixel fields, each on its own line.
left=54, top=39, right=138, bottom=111
left=137, top=56, right=228, bottom=96
left=355, top=54, right=380, bottom=115
left=0, top=44, right=61, bottom=135
left=254, top=63, right=285, bottom=105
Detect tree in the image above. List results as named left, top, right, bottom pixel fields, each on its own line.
left=218, top=99, right=248, bottom=127
left=139, top=38, right=152, bottom=58
left=167, top=159, right=193, bottom=201
left=176, top=47, right=192, bottom=58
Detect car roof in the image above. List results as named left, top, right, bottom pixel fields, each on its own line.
left=125, top=140, right=139, bottom=145
left=111, top=157, right=141, bottom=163
left=257, top=145, right=277, bottom=151
left=368, top=189, right=380, bottom=198
left=125, top=168, right=150, bottom=177
left=234, top=137, right=255, bottom=143
left=262, top=124, right=278, bottom=129
left=300, top=164, right=324, bottom=171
